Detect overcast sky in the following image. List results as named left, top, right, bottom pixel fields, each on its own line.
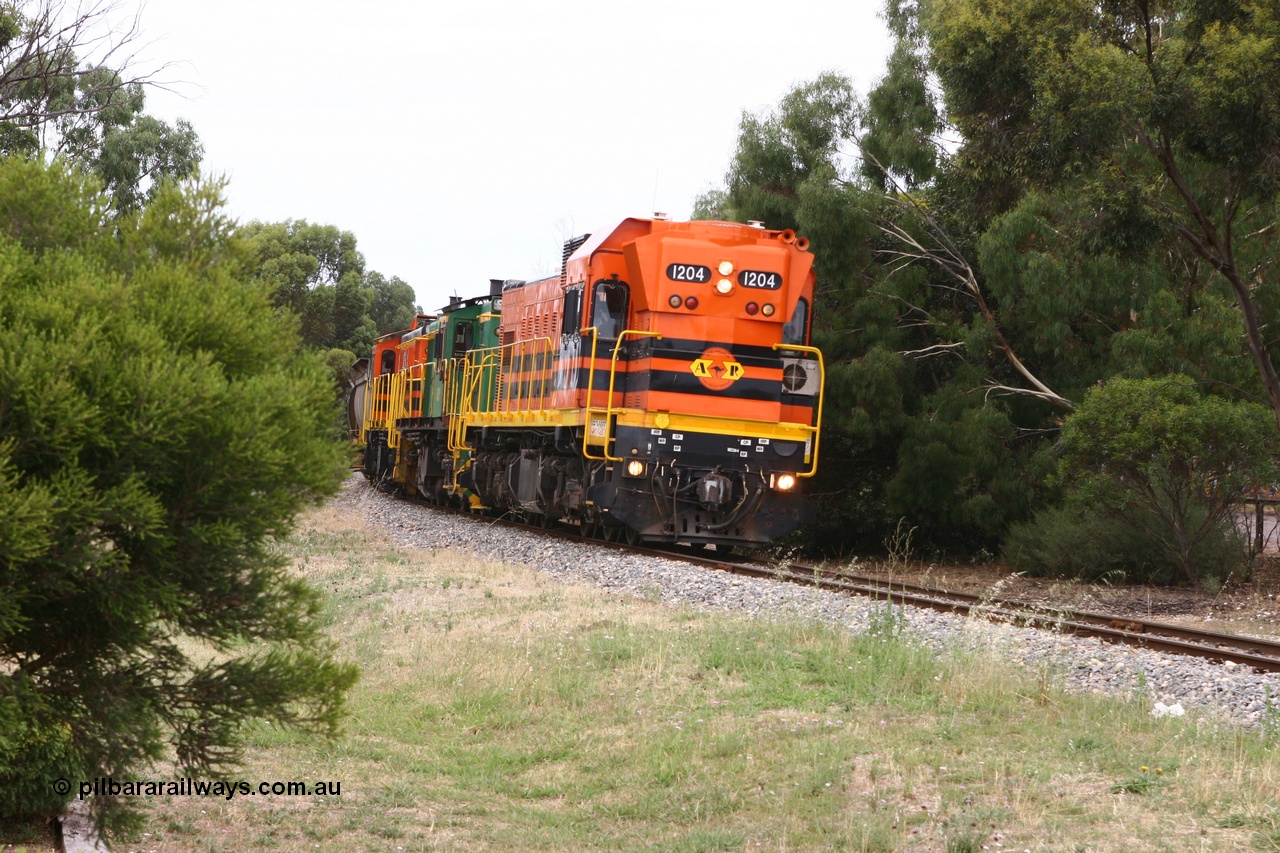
left=138, top=1, right=892, bottom=313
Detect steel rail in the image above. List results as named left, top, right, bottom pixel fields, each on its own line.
left=765, top=564, right=1280, bottom=661
left=749, top=563, right=1280, bottom=672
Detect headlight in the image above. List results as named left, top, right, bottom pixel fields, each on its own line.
left=626, top=460, right=646, bottom=478
left=771, top=473, right=797, bottom=491
left=715, top=279, right=734, bottom=295
left=718, top=260, right=734, bottom=276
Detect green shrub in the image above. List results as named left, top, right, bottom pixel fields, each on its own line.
left=1048, top=376, right=1276, bottom=585
left=0, top=160, right=358, bottom=835
left=1003, top=502, right=1245, bottom=585
left=0, top=684, right=79, bottom=823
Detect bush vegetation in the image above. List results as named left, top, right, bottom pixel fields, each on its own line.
left=1002, top=504, right=1245, bottom=587
left=1003, top=376, right=1275, bottom=586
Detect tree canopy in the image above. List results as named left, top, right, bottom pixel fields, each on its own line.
left=923, top=0, right=1280, bottom=424
left=710, top=68, right=1049, bottom=554
left=243, top=219, right=420, bottom=361
left=0, top=0, right=203, bottom=211
left=699, top=0, right=1280, bottom=565
left=0, top=159, right=357, bottom=833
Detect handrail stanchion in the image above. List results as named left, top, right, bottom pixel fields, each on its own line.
left=771, top=343, right=825, bottom=477
left=578, top=329, right=663, bottom=463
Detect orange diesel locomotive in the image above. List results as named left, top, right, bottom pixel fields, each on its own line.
left=351, top=216, right=824, bottom=548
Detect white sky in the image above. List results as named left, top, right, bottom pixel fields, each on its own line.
left=137, top=0, right=892, bottom=312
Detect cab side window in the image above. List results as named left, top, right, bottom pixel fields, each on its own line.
left=783, top=298, right=808, bottom=345
left=452, top=321, right=473, bottom=355
left=562, top=284, right=583, bottom=336
left=592, top=278, right=629, bottom=339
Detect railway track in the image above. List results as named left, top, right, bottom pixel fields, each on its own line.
left=713, top=560, right=1280, bottom=673
left=389, top=487, right=1280, bottom=673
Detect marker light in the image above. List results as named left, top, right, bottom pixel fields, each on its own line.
left=684, top=296, right=699, bottom=310
left=761, top=303, right=776, bottom=317
left=715, top=278, right=734, bottom=295
left=745, top=302, right=759, bottom=315
left=669, top=294, right=683, bottom=308
left=718, top=260, right=734, bottom=276
left=772, top=473, right=797, bottom=491
left=626, top=460, right=646, bottom=478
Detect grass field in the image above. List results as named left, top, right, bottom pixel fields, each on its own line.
left=125, top=504, right=1280, bottom=852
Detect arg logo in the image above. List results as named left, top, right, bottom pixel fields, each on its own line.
left=690, top=347, right=744, bottom=391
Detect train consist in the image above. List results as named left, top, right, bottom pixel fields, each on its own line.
left=348, top=216, right=824, bottom=548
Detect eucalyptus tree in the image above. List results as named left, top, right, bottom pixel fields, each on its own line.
left=859, top=0, right=942, bottom=192
left=1013, top=376, right=1278, bottom=585
left=0, top=0, right=147, bottom=147
left=921, top=0, right=1280, bottom=426
left=0, top=0, right=204, bottom=211
left=704, top=0, right=1280, bottom=561
left=244, top=219, right=421, bottom=363
left=714, top=69, right=1050, bottom=554
left=366, top=270, right=419, bottom=336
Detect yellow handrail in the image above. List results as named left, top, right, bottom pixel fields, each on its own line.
left=442, top=337, right=560, bottom=421
left=357, top=375, right=374, bottom=443
left=386, top=370, right=408, bottom=449
left=406, top=363, right=426, bottom=419
left=772, top=342, right=825, bottom=477
left=581, top=328, right=663, bottom=463
left=445, top=357, right=469, bottom=452
left=579, top=326, right=605, bottom=461
left=362, top=372, right=395, bottom=440
left=492, top=336, right=556, bottom=416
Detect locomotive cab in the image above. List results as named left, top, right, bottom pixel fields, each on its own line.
left=571, top=219, right=821, bottom=546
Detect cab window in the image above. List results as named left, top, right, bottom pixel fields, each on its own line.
left=562, top=284, right=584, bottom=336
left=783, top=298, right=808, bottom=345
left=592, top=278, right=629, bottom=340
left=452, top=321, right=473, bottom=355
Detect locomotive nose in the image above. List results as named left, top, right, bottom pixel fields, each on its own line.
left=696, top=472, right=734, bottom=509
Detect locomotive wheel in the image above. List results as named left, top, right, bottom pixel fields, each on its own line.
left=580, top=519, right=597, bottom=539
left=624, top=527, right=641, bottom=547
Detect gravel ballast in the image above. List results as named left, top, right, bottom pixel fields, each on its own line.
left=335, top=478, right=1280, bottom=729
